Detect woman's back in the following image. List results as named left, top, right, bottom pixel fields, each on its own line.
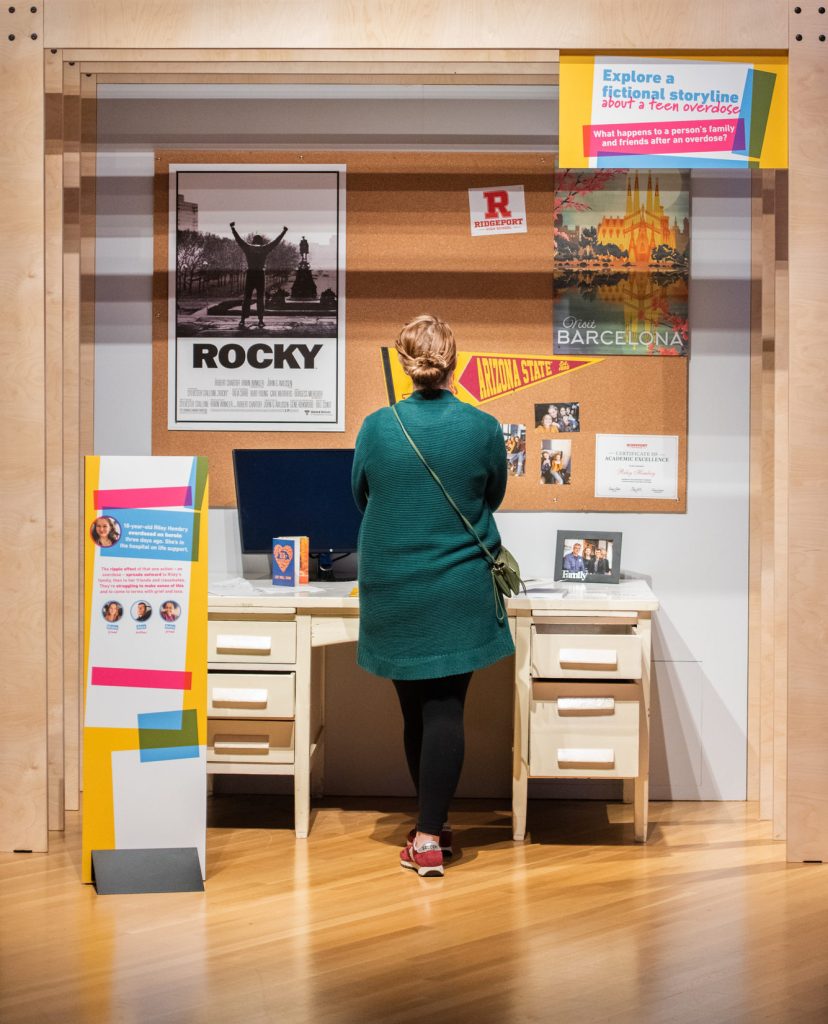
left=352, top=388, right=514, bottom=680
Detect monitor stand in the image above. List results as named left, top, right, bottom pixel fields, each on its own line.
left=312, top=552, right=357, bottom=583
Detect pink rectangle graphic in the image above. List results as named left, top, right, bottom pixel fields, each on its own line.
left=94, top=486, right=193, bottom=509
left=91, top=666, right=192, bottom=690
left=584, top=118, right=744, bottom=156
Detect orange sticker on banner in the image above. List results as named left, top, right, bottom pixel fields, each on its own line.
left=381, top=348, right=602, bottom=407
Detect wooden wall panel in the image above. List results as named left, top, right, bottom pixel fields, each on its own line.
left=45, top=49, right=65, bottom=832
left=0, top=24, right=47, bottom=852
left=747, top=172, right=762, bottom=804
left=62, top=60, right=82, bottom=814
left=788, top=14, right=828, bottom=862
left=772, top=171, right=788, bottom=842
left=758, top=171, right=776, bottom=822
left=80, top=75, right=96, bottom=480
left=43, top=1, right=787, bottom=50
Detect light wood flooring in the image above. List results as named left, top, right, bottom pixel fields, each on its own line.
left=1, top=799, right=827, bottom=1024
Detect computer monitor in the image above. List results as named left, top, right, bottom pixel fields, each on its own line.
left=232, top=449, right=363, bottom=574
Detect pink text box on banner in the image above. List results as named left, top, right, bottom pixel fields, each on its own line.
left=584, top=118, right=745, bottom=156
left=94, top=486, right=193, bottom=509
left=91, top=666, right=193, bottom=690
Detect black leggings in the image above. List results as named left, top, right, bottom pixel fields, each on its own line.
left=392, top=672, right=472, bottom=836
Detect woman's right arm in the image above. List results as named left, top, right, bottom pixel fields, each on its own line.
left=484, top=418, right=508, bottom=511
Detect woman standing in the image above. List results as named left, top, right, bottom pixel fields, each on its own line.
left=352, top=315, right=515, bottom=878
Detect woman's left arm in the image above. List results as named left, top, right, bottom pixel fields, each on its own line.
left=351, top=420, right=371, bottom=513
left=485, top=418, right=508, bottom=510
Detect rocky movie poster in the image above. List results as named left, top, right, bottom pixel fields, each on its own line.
left=167, top=164, right=346, bottom=431
left=553, top=169, right=689, bottom=356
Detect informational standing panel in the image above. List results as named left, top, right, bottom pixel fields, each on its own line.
left=81, top=456, right=208, bottom=883
left=153, top=151, right=687, bottom=512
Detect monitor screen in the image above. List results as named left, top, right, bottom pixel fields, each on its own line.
left=232, top=449, right=363, bottom=556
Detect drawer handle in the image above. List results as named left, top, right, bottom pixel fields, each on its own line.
left=215, top=633, right=271, bottom=656
left=211, top=687, right=269, bottom=709
left=557, top=697, right=615, bottom=715
left=213, top=735, right=270, bottom=755
left=557, top=747, right=615, bottom=768
left=559, top=647, right=617, bottom=669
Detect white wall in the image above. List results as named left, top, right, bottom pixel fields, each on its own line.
left=96, top=85, right=750, bottom=800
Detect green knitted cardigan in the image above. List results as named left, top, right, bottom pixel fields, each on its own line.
left=352, top=389, right=515, bottom=680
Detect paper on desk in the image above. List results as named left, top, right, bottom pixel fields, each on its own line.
left=521, top=577, right=567, bottom=597
left=208, top=577, right=260, bottom=595
left=208, top=577, right=326, bottom=596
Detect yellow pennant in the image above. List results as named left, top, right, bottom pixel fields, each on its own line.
left=382, top=348, right=602, bottom=407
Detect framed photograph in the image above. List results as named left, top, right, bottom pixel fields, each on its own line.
left=554, top=531, right=623, bottom=584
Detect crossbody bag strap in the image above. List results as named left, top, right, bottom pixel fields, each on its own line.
left=391, top=404, right=497, bottom=565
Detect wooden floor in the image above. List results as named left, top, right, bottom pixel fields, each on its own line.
left=1, top=799, right=827, bottom=1024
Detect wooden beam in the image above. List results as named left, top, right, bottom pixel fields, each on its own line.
left=746, top=171, right=762, bottom=804
left=772, top=171, right=788, bottom=842
left=787, top=7, right=828, bottom=862
left=43, top=2, right=787, bottom=50
left=62, top=60, right=82, bottom=815
left=45, top=48, right=66, bottom=833
left=80, top=60, right=559, bottom=75
left=758, top=169, right=776, bottom=823
left=0, top=16, right=47, bottom=853
left=61, top=47, right=562, bottom=63
left=93, top=74, right=559, bottom=86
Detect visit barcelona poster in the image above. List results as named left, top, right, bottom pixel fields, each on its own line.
left=553, top=169, right=689, bottom=356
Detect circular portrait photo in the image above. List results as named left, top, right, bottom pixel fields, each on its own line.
left=131, top=600, right=152, bottom=622
left=90, top=515, right=121, bottom=548
left=101, top=600, right=124, bottom=623
left=159, top=600, right=182, bottom=622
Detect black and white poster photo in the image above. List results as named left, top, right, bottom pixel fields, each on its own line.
left=167, top=163, right=346, bottom=431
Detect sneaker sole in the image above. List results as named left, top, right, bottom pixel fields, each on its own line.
left=401, top=859, right=444, bottom=878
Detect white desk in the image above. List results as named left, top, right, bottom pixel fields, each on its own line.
left=207, top=577, right=657, bottom=841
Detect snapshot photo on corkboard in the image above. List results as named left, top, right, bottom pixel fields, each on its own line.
left=153, top=150, right=687, bottom=511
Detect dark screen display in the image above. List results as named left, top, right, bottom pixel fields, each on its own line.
left=233, top=449, right=363, bottom=555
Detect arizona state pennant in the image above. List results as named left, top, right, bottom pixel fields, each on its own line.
left=381, top=348, right=602, bottom=407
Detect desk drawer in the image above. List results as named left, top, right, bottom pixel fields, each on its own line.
left=207, top=719, right=294, bottom=764
left=208, top=672, right=294, bottom=719
left=531, top=628, right=642, bottom=680
left=208, top=619, right=296, bottom=666
left=529, top=696, right=639, bottom=778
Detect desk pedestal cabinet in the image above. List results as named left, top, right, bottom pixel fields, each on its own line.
left=207, top=598, right=359, bottom=836
left=510, top=604, right=653, bottom=842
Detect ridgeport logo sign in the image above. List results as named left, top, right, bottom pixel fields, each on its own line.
left=468, top=185, right=528, bottom=236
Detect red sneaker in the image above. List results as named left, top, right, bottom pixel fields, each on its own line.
left=400, top=841, right=444, bottom=878
left=407, top=826, right=453, bottom=858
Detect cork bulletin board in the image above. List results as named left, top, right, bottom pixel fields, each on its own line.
left=153, top=150, right=687, bottom=511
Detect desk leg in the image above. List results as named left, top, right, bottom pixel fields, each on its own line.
left=634, top=777, right=649, bottom=842
left=622, top=779, right=634, bottom=804
left=294, top=616, right=312, bottom=838
left=310, top=646, right=325, bottom=799
left=634, top=614, right=652, bottom=843
left=512, top=617, right=531, bottom=841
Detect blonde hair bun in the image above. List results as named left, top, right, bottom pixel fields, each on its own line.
left=395, top=314, right=457, bottom=390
